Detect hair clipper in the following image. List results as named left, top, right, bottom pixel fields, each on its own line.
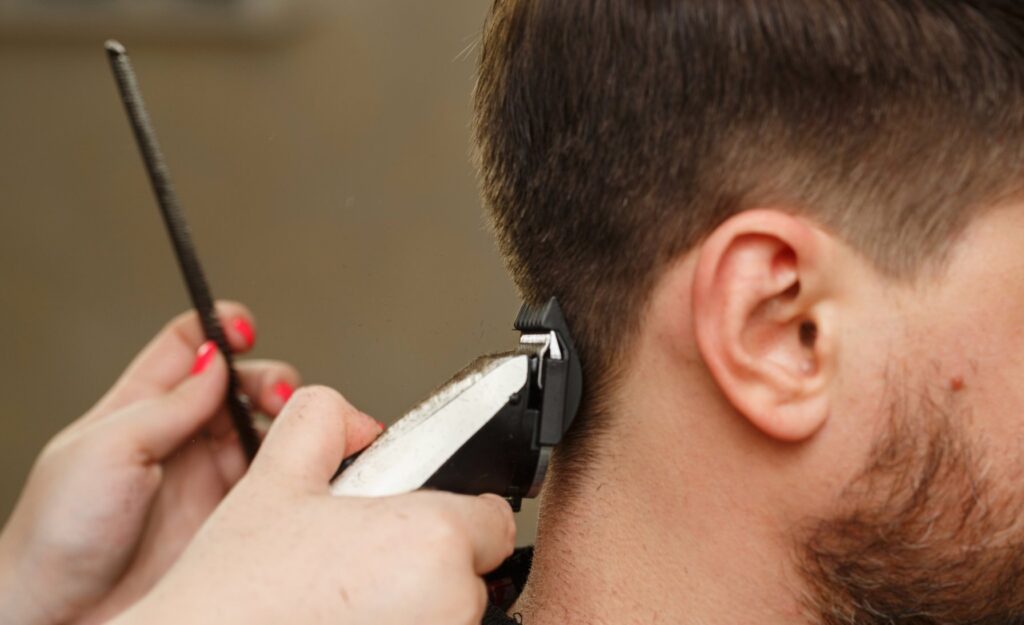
left=330, top=298, right=583, bottom=510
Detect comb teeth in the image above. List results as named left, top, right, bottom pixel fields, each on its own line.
left=514, top=297, right=565, bottom=333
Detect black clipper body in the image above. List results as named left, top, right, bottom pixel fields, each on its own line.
left=330, top=298, right=582, bottom=508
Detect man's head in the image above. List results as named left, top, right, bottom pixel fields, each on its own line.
left=474, top=1, right=1024, bottom=622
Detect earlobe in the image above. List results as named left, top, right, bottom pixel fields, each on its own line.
left=692, top=210, right=836, bottom=442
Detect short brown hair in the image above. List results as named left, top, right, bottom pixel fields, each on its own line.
left=473, top=1, right=1024, bottom=476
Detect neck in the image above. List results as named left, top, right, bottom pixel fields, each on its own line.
left=512, top=401, right=812, bottom=624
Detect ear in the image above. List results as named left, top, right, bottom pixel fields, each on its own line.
left=692, top=210, right=838, bottom=442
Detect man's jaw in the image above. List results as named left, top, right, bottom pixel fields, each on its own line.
left=798, top=387, right=1024, bottom=624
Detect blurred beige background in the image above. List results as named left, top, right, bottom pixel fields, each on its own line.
left=0, top=2, right=541, bottom=541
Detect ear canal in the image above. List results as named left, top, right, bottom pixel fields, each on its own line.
left=799, top=320, right=817, bottom=348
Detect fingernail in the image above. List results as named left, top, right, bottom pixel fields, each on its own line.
left=272, top=381, right=294, bottom=403
left=231, top=318, right=256, bottom=349
left=191, top=341, right=217, bottom=375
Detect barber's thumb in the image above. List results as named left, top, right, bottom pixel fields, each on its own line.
left=251, top=385, right=380, bottom=486
left=110, top=343, right=229, bottom=460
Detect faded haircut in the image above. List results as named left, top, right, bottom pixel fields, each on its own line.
left=472, top=0, right=1024, bottom=477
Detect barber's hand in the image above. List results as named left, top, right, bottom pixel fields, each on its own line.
left=0, top=302, right=304, bottom=625
left=115, top=386, right=517, bottom=625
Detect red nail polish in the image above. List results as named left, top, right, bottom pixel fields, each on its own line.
left=191, top=341, right=217, bottom=375
left=231, top=318, right=256, bottom=349
left=272, top=381, right=294, bottom=403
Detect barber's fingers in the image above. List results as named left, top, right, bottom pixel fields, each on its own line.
left=239, top=360, right=301, bottom=417
left=201, top=359, right=303, bottom=486
left=89, top=301, right=257, bottom=419
left=203, top=359, right=302, bottom=441
left=101, top=348, right=231, bottom=462
left=462, top=494, right=517, bottom=574
left=251, top=386, right=381, bottom=486
left=412, top=492, right=517, bottom=575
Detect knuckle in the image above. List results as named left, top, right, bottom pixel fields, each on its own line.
left=283, top=385, right=363, bottom=434
left=290, top=384, right=343, bottom=408
left=37, top=433, right=71, bottom=465
left=422, top=507, right=466, bottom=551
left=297, top=385, right=360, bottom=420
left=164, top=309, right=198, bottom=335
left=480, top=495, right=516, bottom=547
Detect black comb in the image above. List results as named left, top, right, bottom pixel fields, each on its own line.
left=105, top=40, right=261, bottom=461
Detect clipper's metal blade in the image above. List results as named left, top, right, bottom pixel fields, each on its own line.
left=330, top=353, right=529, bottom=497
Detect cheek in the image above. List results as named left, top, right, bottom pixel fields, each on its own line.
left=916, top=208, right=1024, bottom=440
left=893, top=202, right=1024, bottom=438
left=960, top=369, right=1024, bottom=455
left=910, top=298, right=1024, bottom=453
